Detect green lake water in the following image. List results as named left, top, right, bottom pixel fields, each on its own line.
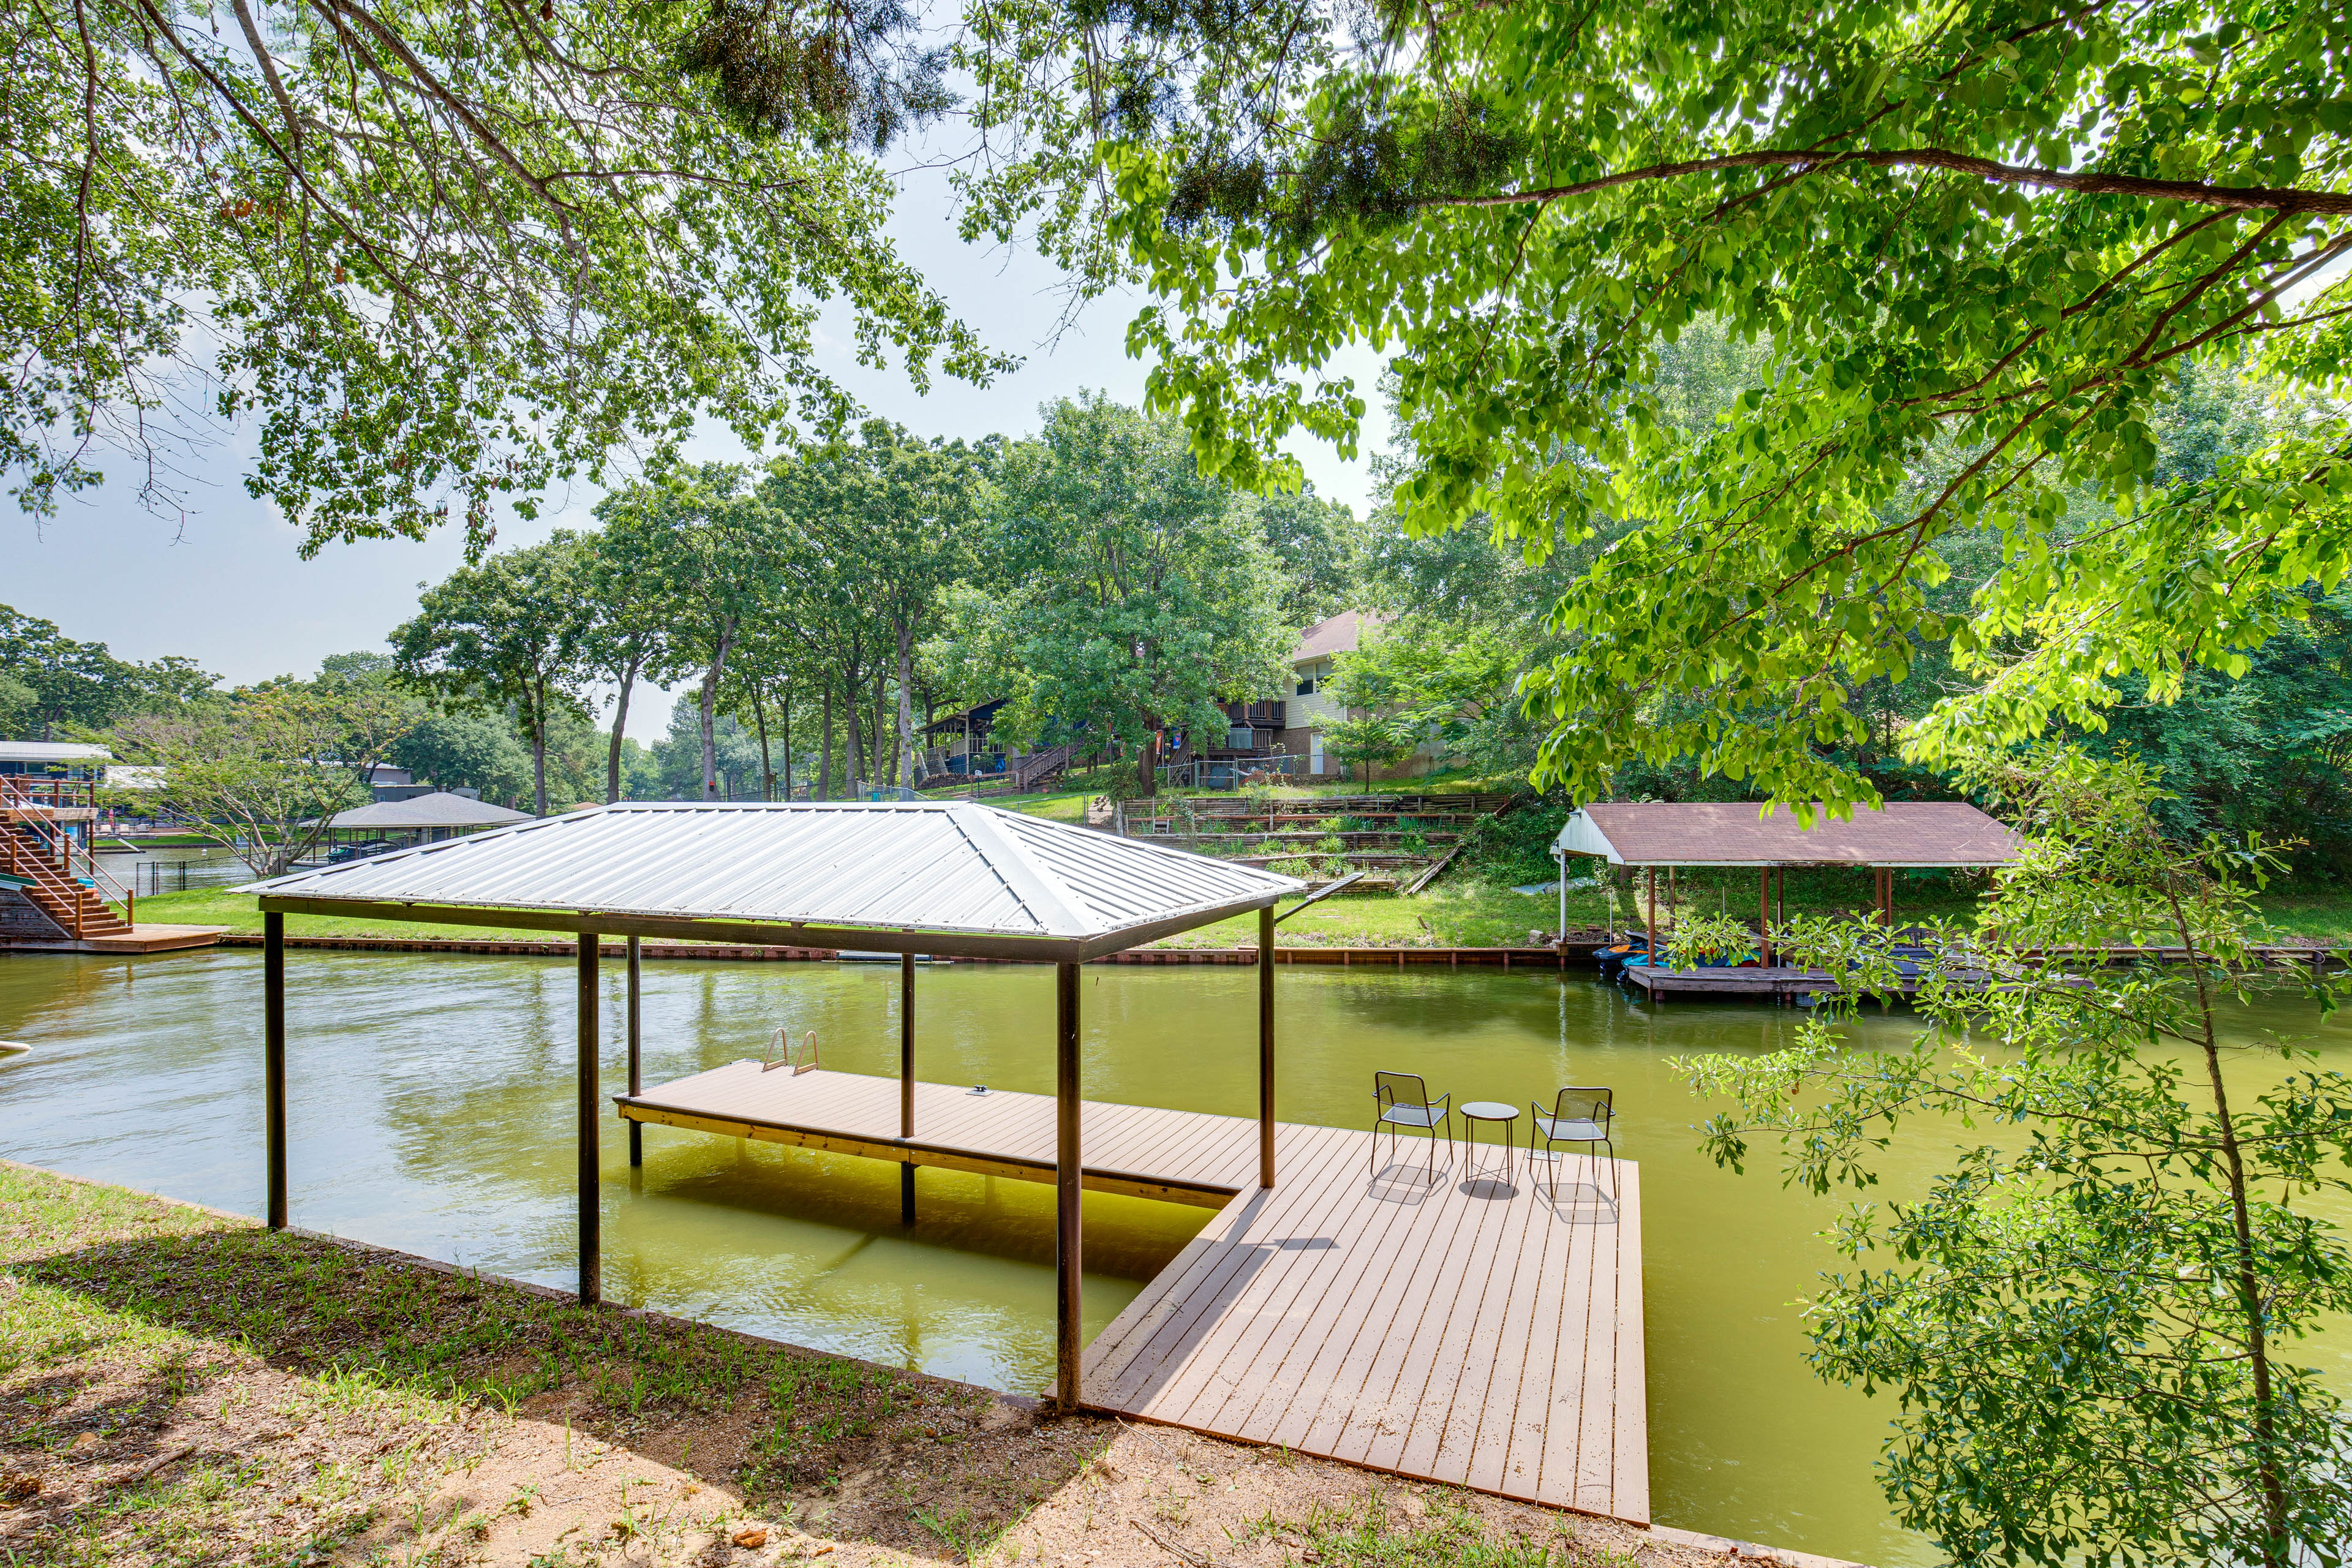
left=2, top=950, right=2346, bottom=1566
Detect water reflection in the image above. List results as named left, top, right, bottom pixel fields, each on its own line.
left=3, top=949, right=2346, bottom=1566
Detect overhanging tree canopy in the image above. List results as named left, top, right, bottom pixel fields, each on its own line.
left=959, top=0, right=2352, bottom=809
left=7, top=0, right=1015, bottom=546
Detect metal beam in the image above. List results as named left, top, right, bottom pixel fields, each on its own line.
left=253, top=891, right=1290, bottom=965
left=1259, top=903, right=1275, bottom=1188
left=627, top=935, right=643, bottom=1168
left=578, top=932, right=600, bottom=1305
left=900, top=952, right=916, bottom=1225
left=1072, top=896, right=1286, bottom=960
left=1055, top=960, right=1082, bottom=1412
left=265, top=910, right=286, bottom=1230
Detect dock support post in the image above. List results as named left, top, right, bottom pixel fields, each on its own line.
left=900, top=952, right=916, bottom=1225
left=1759, top=867, right=1773, bottom=968
left=265, top=910, right=287, bottom=1230
left=1055, top=960, right=1082, bottom=1412
left=627, top=936, right=643, bottom=1168
left=1259, top=903, right=1275, bottom=1188
left=578, top=932, right=601, bottom=1306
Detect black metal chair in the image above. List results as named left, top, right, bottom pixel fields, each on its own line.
left=1531, top=1087, right=1616, bottom=1201
left=1373, top=1071, right=1452, bottom=1178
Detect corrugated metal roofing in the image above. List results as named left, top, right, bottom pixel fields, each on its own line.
left=245, top=801, right=1303, bottom=946
left=0, top=741, right=111, bottom=762
left=327, top=792, right=535, bottom=830
left=1556, top=801, right=2020, bottom=867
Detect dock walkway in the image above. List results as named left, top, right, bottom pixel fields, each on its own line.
left=618, top=1066, right=1646, bottom=1522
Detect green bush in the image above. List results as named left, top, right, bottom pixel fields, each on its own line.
left=1462, top=796, right=1562, bottom=884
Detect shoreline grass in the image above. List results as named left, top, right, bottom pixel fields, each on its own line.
left=0, top=1162, right=1753, bottom=1566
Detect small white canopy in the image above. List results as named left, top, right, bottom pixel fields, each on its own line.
left=247, top=800, right=1306, bottom=960
left=326, top=791, right=533, bottom=831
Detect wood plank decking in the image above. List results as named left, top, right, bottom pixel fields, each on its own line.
left=618, top=1064, right=1275, bottom=1208
left=1623, top=963, right=1842, bottom=1000
left=1084, top=1129, right=1645, bottom=1523
left=617, top=1066, right=1646, bottom=1522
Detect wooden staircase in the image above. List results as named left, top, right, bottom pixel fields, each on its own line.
left=1009, top=743, right=1077, bottom=793
left=4, top=826, right=134, bottom=940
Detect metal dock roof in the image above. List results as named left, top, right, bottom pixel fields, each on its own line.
left=244, top=800, right=1305, bottom=959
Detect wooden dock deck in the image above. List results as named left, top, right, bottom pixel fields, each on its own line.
left=1623, top=963, right=1841, bottom=1000
left=619, top=1063, right=1275, bottom=1208
left=1085, top=1129, right=1645, bottom=1523
left=619, top=1066, right=1647, bottom=1522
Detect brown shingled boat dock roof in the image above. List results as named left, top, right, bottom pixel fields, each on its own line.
left=1555, top=801, right=2021, bottom=869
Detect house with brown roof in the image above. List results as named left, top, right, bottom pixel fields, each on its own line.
left=1193, top=609, right=1435, bottom=783
left=1278, top=609, right=1381, bottom=777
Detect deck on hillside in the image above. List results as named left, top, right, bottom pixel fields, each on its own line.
left=620, top=1066, right=1646, bottom=1521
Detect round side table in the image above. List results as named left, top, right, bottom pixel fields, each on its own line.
left=1458, top=1101, right=1519, bottom=1185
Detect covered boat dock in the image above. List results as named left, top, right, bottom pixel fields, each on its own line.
left=314, top=790, right=533, bottom=856
left=248, top=800, right=1648, bottom=1522
left=1557, top=801, right=2020, bottom=998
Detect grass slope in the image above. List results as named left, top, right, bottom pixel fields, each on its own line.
left=0, top=1163, right=1703, bottom=1566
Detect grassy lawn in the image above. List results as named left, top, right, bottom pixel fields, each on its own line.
left=0, top=1163, right=1699, bottom=1567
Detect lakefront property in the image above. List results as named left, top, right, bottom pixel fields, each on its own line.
left=8, top=7, right=2351, bottom=1568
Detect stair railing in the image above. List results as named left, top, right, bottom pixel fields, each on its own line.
left=2, top=779, right=134, bottom=931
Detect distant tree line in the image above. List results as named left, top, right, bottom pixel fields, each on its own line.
left=388, top=396, right=1366, bottom=805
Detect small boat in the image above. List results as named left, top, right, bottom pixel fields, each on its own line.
left=1594, top=933, right=1653, bottom=980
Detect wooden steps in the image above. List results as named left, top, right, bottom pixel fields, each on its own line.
left=4, top=831, right=132, bottom=938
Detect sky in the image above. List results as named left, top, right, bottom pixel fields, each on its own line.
left=4, top=154, right=1390, bottom=745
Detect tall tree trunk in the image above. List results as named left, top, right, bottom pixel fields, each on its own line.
left=605, top=654, right=640, bottom=805
left=751, top=680, right=773, bottom=801
left=2163, top=874, right=2289, bottom=1566
left=818, top=684, right=834, bottom=799
left=698, top=674, right=719, bottom=802
left=872, top=668, right=888, bottom=792
left=698, top=624, right=736, bottom=802
left=781, top=688, right=793, bottom=799
left=1137, top=729, right=1158, bottom=797
left=895, top=619, right=917, bottom=791
left=530, top=677, right=549, bottom=817
left=856, top=672, right=875, bottom=799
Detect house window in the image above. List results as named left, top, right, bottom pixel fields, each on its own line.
left=1295, top=674, right=1317, bottom=696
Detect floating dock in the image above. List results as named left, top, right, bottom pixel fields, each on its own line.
left=617, top=1065, right=1646, bottom=1522
left=0, top=924, right=227, bottom=955
left=1621, top=963, right=1841, bottom=1000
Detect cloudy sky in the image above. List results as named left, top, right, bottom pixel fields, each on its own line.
left=7, top=152, right=1388, bottom=744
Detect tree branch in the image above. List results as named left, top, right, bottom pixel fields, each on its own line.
left=1425, top=149, right=2352, bottom=217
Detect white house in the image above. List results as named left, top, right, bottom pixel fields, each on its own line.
left=1277, top=610, right=1378, bottom=776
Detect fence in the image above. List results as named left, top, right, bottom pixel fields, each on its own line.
left=1152, top=755, right=1306, bottom=792
left=137, top=858, right=260, bottom=895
